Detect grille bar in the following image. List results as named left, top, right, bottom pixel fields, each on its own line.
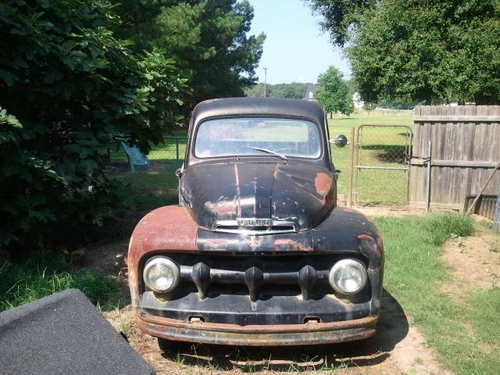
left=180, top=263, right=329, bottom=301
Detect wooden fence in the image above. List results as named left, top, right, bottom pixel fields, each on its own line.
left=409, top=105, right=499, bottom=220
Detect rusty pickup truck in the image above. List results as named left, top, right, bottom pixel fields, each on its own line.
left=128, top=97, right=384, bottom=346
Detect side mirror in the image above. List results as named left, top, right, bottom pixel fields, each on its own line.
left=330, top=134, right=348, bottom=148
left=175, top=165, right=184, bottom=178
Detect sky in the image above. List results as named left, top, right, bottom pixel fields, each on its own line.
left=247, top=0, right=351, bottom=84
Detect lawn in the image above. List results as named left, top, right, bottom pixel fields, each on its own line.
left=375, top=214, right=499, bottom=375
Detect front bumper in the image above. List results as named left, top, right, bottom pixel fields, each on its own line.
left=136, top=310, right=378, bottom=346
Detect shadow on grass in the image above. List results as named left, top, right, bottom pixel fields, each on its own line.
left=159, top=290, right=408, bottom=372
left=360, top=144, right=409, bottom=164
left=0, top=252, right=126, bottom=313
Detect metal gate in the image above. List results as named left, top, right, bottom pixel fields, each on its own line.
left=348, top=125, right=413, bottom=206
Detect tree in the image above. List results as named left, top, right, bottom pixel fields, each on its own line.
left=115, top=0, right=265, bottom=108
left=0, top=0, right=186, bottom=251
left=245, top=82, right=316, bottom=99
left=316, top=67, right=353, bottom=115
left=307, top=0, right=375, bottom=46
left=309, top=0, right=499, bottom=104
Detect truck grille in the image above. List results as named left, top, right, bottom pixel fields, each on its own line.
left=142, top=254, right=368, bottom=302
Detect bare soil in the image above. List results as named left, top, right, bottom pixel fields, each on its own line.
left=86, top=224, right=454, bottom=375
left=355, top=206, right=427, bottom=218
left=441, top=233, right=500, bottom=302
left=102, top=291, right=453, bottom=375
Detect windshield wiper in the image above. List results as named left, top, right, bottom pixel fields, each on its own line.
left=248, top=146, right=288, bottom=161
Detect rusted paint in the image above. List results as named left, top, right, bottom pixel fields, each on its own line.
left=128, top=205, right=198, bottom=306
left=136, top=312, right=377, bottom=346
left=274, top=239, right=313, bottom=252
left=357, top=233, right=384, bottom=313
left=204, top=199, right=237, bottom=216
left=358, top=234, right=384, bottom=262
left=195, top=207, right=379, bottom=253
left=342, top=207, right=357, bottom=213
left=182, top=160, right=336, bottom=231
left=314, top=172, right=333, bottom=196
left=139, top=311, right=377, bottom=333
left=376, top=235, right=384, bottom=250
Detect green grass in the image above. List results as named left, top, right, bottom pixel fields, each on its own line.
left=328, top=110, right=414, bottom=205
left=117, top=170, right=179, bottom=211
left=377, top=214, right=499, bottom=375
left=328, top=109, right=413, bottom=133
left=0, top=252, right=121, bottom=312
left=110, top=133, right=187, bottom=163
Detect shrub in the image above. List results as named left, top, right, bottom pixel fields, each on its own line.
left=0, top=1, right=186, bottom=253
left=426, top=213, right=474, bottom=246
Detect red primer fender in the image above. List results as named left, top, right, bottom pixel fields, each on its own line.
left=128, top=205, right=198, bottom=306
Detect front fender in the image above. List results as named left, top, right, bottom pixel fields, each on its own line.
left=128, top=206, right=383, bottom=307
left=128, top=205, right=198, bottom=306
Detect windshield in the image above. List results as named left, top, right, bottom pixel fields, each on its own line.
left=194, top=117, right=322, bottom=159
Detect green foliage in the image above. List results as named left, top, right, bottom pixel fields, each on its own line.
left=308, top=0, right=376, bottom=46
left=425, top=213, right=475, bottom=245
left=0, top=252, right=120, bottom=311
left=316, top=67, right=353, bottom=115
left=0, top=0, right=186, bottom=251
left=310, top=0, right=499, bottom=104
left=116, top=0, right=265, bottom=108
left=245, top=82, right=315, bottom=99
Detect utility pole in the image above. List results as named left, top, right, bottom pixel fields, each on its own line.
left=263, top=67, right=268, bottom=97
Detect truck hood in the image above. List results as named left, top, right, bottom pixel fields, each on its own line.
left=180, top=160, right=335, bottom=232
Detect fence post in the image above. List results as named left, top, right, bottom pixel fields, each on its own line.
left=426, top=140, right=432, bottom=212
left=175, top=137, right=179, bottom=162
left=494, top=183, right=500, bottom=232
left=347, top=127, right=355, bottom=207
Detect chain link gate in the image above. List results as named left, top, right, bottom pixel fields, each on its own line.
left=348, top=125, right=413, bottom=206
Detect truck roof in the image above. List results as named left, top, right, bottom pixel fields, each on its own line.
left=191, top=97, right=325, bottom=126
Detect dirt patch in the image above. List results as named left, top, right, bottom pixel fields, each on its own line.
left=441, top=234, right=500, bottom=301
left=104, top=292, right=451, bottom=375
left=85, top=241, right=128, bottom=278
left=354, top=206, right=427, bottom=218
left=84, top=240, right=131, bottom=301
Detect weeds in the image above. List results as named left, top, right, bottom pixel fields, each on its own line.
left=425, top=213, right=474, bottom=245
left=0, top=252, right=119, bottom=312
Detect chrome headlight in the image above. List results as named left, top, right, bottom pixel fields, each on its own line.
left=329, top=259, right=367, bottom=295
left=143, top=257, right=180, bottom=293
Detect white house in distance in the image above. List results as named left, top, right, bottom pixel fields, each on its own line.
left=303, top=83, right=317, bottom=101
left=352, top=92, right=364, bottom=109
